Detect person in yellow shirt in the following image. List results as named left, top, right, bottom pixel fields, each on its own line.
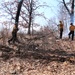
left=8, top=25, right=19, bottom=44
left=59, top=21, right=64, bottom=39
left=68, top=23, right=75, bottom=40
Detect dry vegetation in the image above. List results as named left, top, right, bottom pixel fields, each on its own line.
left=0, top=28, right=75, bottom=75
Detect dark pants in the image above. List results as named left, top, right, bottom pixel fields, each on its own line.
left=60, top=29, right=63, bottom=39
left=68, top=31, right=74, bottom=40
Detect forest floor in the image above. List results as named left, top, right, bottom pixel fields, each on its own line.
left=0, top=34, right=75, bottom=75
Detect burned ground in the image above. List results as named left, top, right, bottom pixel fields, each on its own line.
left=0, top=34, right=75, bottom=75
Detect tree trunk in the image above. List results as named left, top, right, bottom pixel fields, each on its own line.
left=10, top=0, right=23, bottom=43
left=28, top=0, right=33, bottom=35
left=70, top=0, right=74, bottom=23
left=15, top=0, right=23, bottom=26
left=28, top=16, right=32, bottom=34
left=63, top=0, right=74, bottom=24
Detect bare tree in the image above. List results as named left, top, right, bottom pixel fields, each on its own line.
left=1, top=0, right=48, bottom=35
left=62, top=0, right=74, bottom=24
left=20, top=0, right=48, bottom=34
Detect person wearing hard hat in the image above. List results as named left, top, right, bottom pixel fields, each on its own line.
left=68, top=23, right=75, bottom=40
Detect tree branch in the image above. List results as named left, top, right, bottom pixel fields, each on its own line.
left=62, top=0, right=70, bottom=15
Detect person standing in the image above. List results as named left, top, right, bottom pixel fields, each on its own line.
left=68, top=23, right=75, bottom=40
left=8, top=25, right=19, bottom=44
left=58, top=21, right=64, bottom=39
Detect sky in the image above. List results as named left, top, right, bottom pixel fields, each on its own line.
left=0, top=0, right=59, bottom=22
left=0, top=0, right=59, bottom=31
left=32, top=0, right=59, bottom=27
left=0, top=0, right=74, bottom=37
left=40, top=0, right=59, bottom=18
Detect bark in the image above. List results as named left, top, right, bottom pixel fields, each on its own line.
left=63, top=0, right=74, bottom=24
left=28, top=0, right=33, bottom=35
left=15, top=0, right=24, bottom=26
left=70, top=0, right=74, bottom=23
